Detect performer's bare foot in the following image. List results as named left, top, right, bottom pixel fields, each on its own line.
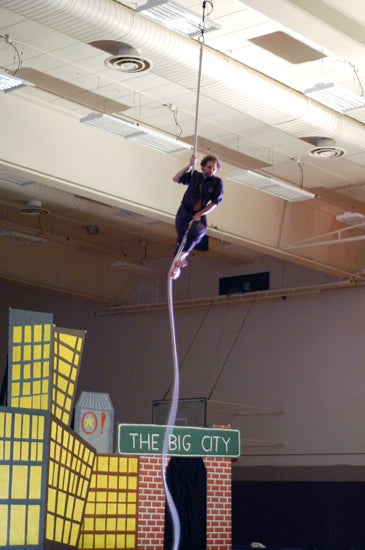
left=176, top=258, right=188, bottom=268
left=169, top=263, right=181, bottom=279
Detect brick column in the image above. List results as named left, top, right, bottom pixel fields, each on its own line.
left=136, top=455, right=232, bottom=549
left=205, top=457, right=232, bottom=550
left=137, top=456, right=166, bottom=549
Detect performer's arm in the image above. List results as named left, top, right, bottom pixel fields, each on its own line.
left=172, top=154, right=197, bottom=182
left=192, top=201, right=218, bottom=221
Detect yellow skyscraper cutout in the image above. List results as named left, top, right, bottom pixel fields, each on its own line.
left=0, top=308, right=95, bottom=549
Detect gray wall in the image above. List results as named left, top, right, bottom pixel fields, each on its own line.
left=1, top=276, right=364, bottom=479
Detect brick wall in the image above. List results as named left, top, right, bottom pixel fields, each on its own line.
left=137, top=456, right=232, bottom=550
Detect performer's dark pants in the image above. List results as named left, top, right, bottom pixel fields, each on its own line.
left=175, top=204, right=207, bottom=255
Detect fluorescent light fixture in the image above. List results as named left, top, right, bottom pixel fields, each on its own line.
left=111, top=260, right=154, bottom=275
left=227, top=169, right=316, bottom=202
left=0, top=71, right=27, bottom=93
left=304, top=82, right=365, bottom=112
left=80, top=112, right=191, bottom=154
left=336, top=211, right=365, bottom=227
left=0, top=173, right=33, bottom=186
left=114, top=208, right=160, bottom=226
left=135, top=0, right=220, bottom=38
left=0, top=230, right=47, bottom=244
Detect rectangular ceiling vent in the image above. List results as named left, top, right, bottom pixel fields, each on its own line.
left=248, top=31, right=326, bottom=64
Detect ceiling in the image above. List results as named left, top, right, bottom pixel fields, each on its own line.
left=1, top=0, right=365, bottom=304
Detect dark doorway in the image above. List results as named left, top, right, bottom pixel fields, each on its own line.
left=164, top=457, right=207, bottom=550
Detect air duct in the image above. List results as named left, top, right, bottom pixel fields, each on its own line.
left=2, top=0, right=365, bottom=151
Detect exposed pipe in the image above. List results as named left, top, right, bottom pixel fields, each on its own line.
left=2, top=0, right=365, bottom=152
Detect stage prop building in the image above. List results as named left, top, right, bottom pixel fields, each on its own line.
left=0, top=309, right=240, bottom=550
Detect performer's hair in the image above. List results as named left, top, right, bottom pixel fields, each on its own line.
left=200, top=155, right=220, bottom=170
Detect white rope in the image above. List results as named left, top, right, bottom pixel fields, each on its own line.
left=161, top=3, right=211, bottom=548
left=161, top=274, right=181, bottom=550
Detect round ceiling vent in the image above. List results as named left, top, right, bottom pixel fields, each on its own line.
left=308, top=146, right=346, bottom=159
left=20, top=200, right=50, bottom=216
left=104, top=55, right=151, bottom=73
left=307, top=137, right=346, bottom=159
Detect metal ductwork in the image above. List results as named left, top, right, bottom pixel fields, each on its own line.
left=0, top=177, right=116, bottom=220
left=2, top=0, right=365, bottom=153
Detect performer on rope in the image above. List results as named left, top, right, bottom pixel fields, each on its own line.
left=170, top=153, right=223, bottom=279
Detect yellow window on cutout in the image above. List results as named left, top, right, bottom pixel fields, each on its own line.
left=27, top=505, right=40, bottom=545
left=109, top=475, right=118, bottom=489
left=29, top=466, right=42, bottom=499
left=129, top=458, right=138, bottom=473
left=128, top=476, right=137, bottom=490
left=119, top=456, right=128, bottom=471
left=59, top=345, right=73, bottom=362
left=11, top=466, right=28, bottom=499
left=95, top=534, right=106, bottom=548
left=70, top=523, right=81, bottom=546
left=44, top=324, right=51, bottom=340
left=70, top=366, right=78, bottom=381
left=14, top=414, right=22, bottom=438
left=127, top=503, right=136, bottom=515
left=22, top=415, right=30, bottom=438
left=126, top=534, right=136, bottom=548
left=33, top=362, right=42, bottom=378
left=116, top=534, right=126, bottom=548
left=45, top=512, right=55, bottom=540
left=126, top=517, right=136, bottom=531
left=43, top=344, right=51, bottom=359
left=12, top=357, right=21, bottom=373
left=24, top=325, right=32, bottom=342
left=0, top=465, right=10, bottom=499
left=63, top=520, right=71, bottom=544
left=12, top=326, right=22, bottom=343
left=107, top=502, right=116, bottom=515
left=117, top=517, right=126, bottom=531
left=33, top=325, right=43, bottom=342
left=119, top=476, right=127, bottom=489
left=0, top=505, right=8, bottom=546
left=106, top=516, right=117, bottom=531
left=81, top=533, right=94, bottom=548
left=106, top=534, right=116, bottom=549
left=11, top=382, right=20, bottom=397
left=12, top=347, right=21, bottom=364
left=9, top=505, right=26, bottom=545
left=21, top=441, right=29, bottom=461
left=96, top=502, right=107, bottom=515
left=95, top=517, right=106, bottom=531
left=23, top=345, right=32, bottom=361
left=43, top=361, right=50, bottom=376
left=83, top=517, right=94, bottom=531
left=98, top=455, right=108, bottom=472
left=34, top=344, right=43, bottom=360
left=0, top=412, right=5, bottom=435
left=23, top=363, right=31, bottom=379
left=58, top=491, right=66, bottom=516
left=55, top=516, right=65, bottom=543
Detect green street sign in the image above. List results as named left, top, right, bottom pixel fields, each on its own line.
left=117, top=424, right=240, bottom=457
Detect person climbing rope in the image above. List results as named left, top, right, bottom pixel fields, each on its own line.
left=170, top=154, right=224, bottom=279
